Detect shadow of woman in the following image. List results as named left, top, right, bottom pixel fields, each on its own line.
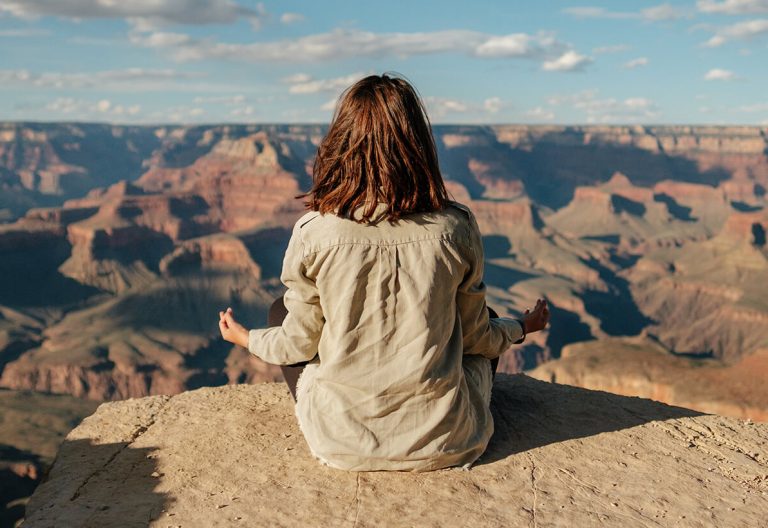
left=476, top=373, right=705, bottom=465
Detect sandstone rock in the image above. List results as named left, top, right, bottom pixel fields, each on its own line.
left=22, top=375, right=768, bottom=527
left=529, top=338, right=768, bottom=421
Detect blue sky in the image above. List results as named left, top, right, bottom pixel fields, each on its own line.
left=1, top=0, right=767, bottom=125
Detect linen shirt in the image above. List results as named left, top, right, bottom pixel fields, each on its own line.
left=248, top=201, right=524, bottom=471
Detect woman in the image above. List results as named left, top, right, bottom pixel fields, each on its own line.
left=218, top=73, right=550, bottom=472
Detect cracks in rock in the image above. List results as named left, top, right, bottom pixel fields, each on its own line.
left=527, top=452, right=539, bottom=528
left=656, top=418, right=767, bottom=492
left=69, top=396, right=172, bottom=502
left=349, top=473, right=362, bottom=528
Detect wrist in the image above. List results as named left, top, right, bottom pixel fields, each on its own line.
left=239, top=328, right=250, bottom=349
left=514, top=319, right=526, bottom=344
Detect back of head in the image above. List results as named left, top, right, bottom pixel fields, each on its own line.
left=305, top=73, right=449, bottom=223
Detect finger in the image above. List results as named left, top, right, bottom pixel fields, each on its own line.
left=227, top=307, right=233, bottom=313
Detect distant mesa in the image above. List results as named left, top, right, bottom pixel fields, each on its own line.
left=0, top=122, right=765, bottom=424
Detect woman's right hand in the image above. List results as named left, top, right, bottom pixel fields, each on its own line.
left=522, top=298, right=550, bottom=334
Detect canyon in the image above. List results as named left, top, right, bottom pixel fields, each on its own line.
left=2, top=121, right=766, bottom=524
left=1, top=122, right=766, bottom=410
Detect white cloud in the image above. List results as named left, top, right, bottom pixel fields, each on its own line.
left=424, top=97, right=470, bottom=117
left=0, top=28, right=50, bottom=37
left=127, top=27, right=586, bottom=69
left=281, top=73, right=312, bottom=84
left=0, top=68, right=210, bottom=91
left=563, top=7, right=637, bottom=19
left=703, top=18, right=768, bottom=46
left=230, top=105, right=256, bottom=117
left=738, top=102, right=768, bottom=111
left=623, top=57, right=649, bottom=69
left=42, top=97, right=141, bottom=118
left=697, top=0, right=768, bottom=14
left=285, top=73, right=367, bottom=95
left=592, top=44, right=630, bottom=54
left=642, top=4, right=687, bottom=20
left=144, top=105, right=208, bottom=123
left=280, top=12, right=305, bottom=24
left=320, top=98, right=338, bottom=112
left=474, top=32, right=556, bottom=57
left=193, top=94, right=246, bottom=104
left=542, top=50, right=592, bottom=71
left=525, top=106, right=555, bottom=120
left=0, top=0, right=268, bottom=28
left=548, top=90, right=661, bottom=123
left=96, top=99, right=111, bottom=112
left=563, top=4, right=688, bottom=21
left=704, top=68, right=736, bottom=80
left=483, top=97, right=504, bottom=114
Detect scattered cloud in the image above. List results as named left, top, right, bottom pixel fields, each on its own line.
left=563, top=4, right=688, bottom=21
left=702, top=18, right=768, bottom=46
left=0, top=27, right=50, bottom=37
left=704, top=68, right=736, bottom=80
left=424, top=96, right=469, bottom=117
left=737, top=102, right=768, bottom=111
left=320, top=98, right=338, bottom=112
left=642, top=4, right=689, bottom=20
left=623, top=57, right=649, bottom=69
left=474, top=31, right=561, bottom=57
left=563, top=7, right=637, bottom=19
left=229, top=105, right=256, bottom=117
left=542, top=50, right=592, bottom=71
left=283, top=72, right=367, bottom=94
left=280, top=12, right=305, bottom=24
left=548, top=90, right=661, bottom=123
left=0, top=0, right=267, bottom=28
left=592, top=44, right=630, bottom=54
left=39, top=97, right=141, bottom=118
left=128, top=27, right=586, bottom=69
left=483, top=97, right=504, bottom=114
left=525, top=106, right=555, bottom=120
left=697, top=0, right=768, bottom=15
left=0, top=68, right=211, bottom=91
left=192, top=94, right=246, bottom=104
left=143, top=105, right=207, bottom=123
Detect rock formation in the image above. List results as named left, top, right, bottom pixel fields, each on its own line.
left=0, top=122, right=766, bottom=423
left=22, top=375, right=768, bottom=527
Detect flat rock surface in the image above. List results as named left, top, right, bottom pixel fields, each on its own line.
left=23, top=374, right=768, bottom=527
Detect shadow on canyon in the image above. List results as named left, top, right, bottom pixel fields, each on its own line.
left=434, top=126, right=732, bottom=210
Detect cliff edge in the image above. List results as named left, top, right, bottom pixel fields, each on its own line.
left=22, top=374, right=768, bottom=527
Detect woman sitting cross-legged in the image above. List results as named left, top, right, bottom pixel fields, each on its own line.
left=218, top=73, right=550, bottom=472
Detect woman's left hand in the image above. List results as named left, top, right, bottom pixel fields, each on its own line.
left=219, top=307, right=249, bottom=348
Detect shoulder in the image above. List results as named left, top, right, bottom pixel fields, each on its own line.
left=445, top=200, right=475, bottom=221
left=290, top=210, right=322, bottom=236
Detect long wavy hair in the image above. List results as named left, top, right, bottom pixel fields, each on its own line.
left=302, top=73, right=450, bottom=223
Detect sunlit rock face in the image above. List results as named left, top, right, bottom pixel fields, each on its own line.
left=0, top=123, right=765, bottom=421
left=21, top=377, right=768, bottom=527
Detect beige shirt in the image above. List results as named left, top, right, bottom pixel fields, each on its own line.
left=248, top=201, right=523, bottom=471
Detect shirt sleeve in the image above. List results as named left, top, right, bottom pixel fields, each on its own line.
left=247, top=221, right=324, bottom=365
left=456, top=207, right=524, bottom=359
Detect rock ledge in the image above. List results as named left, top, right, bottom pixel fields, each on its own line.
left=23, top=375, right=768, bottom=527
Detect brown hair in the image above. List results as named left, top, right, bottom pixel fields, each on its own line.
left=302, top=73, right=450, bottom=223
